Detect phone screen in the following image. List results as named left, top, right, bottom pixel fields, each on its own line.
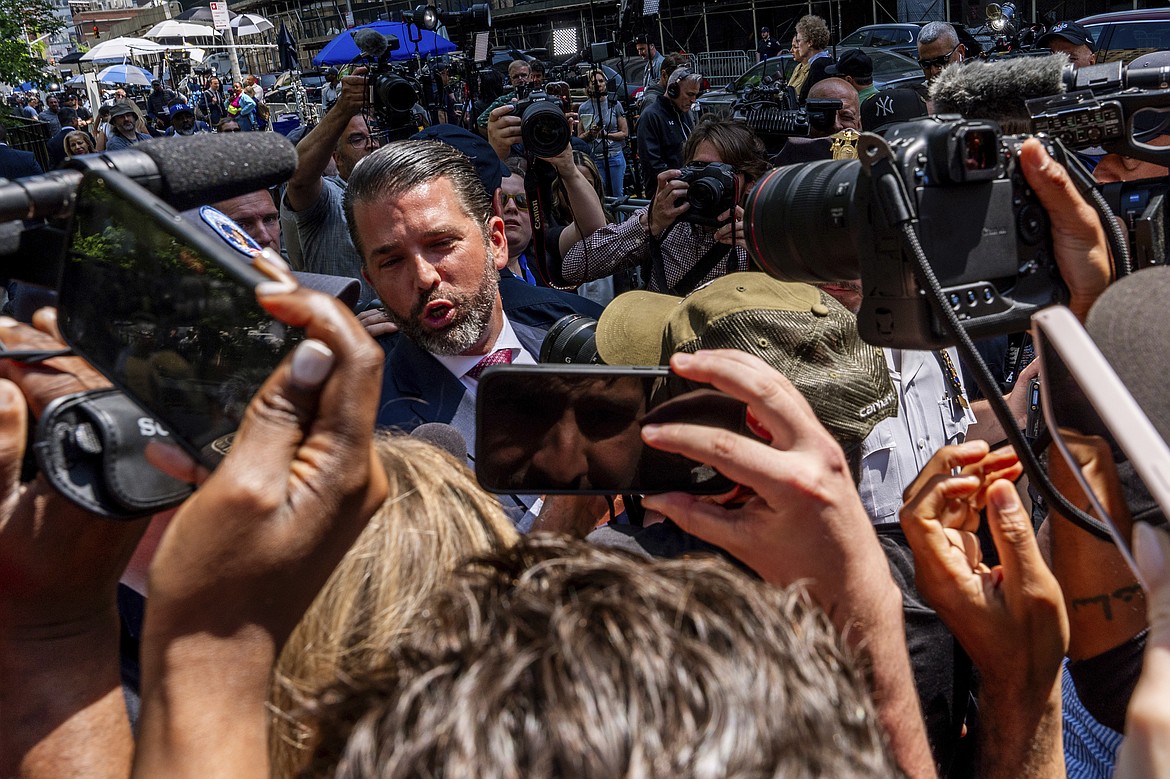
left=476, top=365, right=743, bottom=495
left=57, top=171, right=302, bottom=466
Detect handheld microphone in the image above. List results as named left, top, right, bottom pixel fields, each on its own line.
left=930, top=54, right=1067, bottom=131
left=410, top=422, right=469, bottom=462
left=0, top=132, right=298, bottom=223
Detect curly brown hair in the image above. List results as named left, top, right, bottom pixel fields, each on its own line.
left=797, top=14, right=831, bottom=51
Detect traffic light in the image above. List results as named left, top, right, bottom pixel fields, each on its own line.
left=93, top=25, right=100, bottom=39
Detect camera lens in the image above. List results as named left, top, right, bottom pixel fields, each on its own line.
left=689, top=179, right=722, bottom=210
left=374, top=74, right=418, bottom=114
left=522, top=101, right=571, bottom=158
left=743, top=160, right=868, bottom=283
left=540, top=314, right=600, bottom=364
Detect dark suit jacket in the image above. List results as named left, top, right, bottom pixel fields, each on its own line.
left=0, top=145, right=43, bottom=180
left=375, top=274, right=604, bottom=442
left=799, top=54, right=836, bottom=103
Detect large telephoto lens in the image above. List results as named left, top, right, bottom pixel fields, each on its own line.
left=522, top=101, right=571, bottom=158
left=374, top=74, right=418, bottom=114
left=742, top=160, right=869, bottom=284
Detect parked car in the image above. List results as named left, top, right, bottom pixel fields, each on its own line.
left=1078, top=8, right=1170, bottom=64
left=696, top=47, right=924, bottom=115
left=837, top=23, right=925, bottom=59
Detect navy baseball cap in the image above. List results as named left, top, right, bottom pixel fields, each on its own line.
left=1036, top=21, right=1096, bottom=53
left=411, top=124, right=509, bottom=196
left=168, top=103, right=195, bottom=117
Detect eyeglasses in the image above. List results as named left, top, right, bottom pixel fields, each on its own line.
left=500, top=192, right=528, bottom=209
left=345, top=133, right=377, bottom=149
left=917, top=43, right=962, bottom=71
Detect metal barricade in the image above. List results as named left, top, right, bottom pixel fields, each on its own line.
left=3, top=118, right=51, bottom=173
left=693, top=51, right=754, bottom=89
left=607, top=196, right=651, bottom=223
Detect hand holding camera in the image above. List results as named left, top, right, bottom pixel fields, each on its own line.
left=647, top=169, right=691, bottom=238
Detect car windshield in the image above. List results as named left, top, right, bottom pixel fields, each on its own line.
left=840, top=31, right=868, bottom=46
left=735, top=57, right=793, bottom=90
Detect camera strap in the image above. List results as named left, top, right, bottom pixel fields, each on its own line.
left=667, top=240, right=732, bottom=297
left=523, top=158, right=570, bottom=288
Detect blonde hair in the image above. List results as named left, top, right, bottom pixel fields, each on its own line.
left=268, top=434, right=518, bottom=777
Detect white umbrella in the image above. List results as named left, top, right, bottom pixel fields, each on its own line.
left=80, top=36, right=168, bottom=61
left=145, top=20, right=219, bottom=39
left=230, top=13, right=274, bottom=37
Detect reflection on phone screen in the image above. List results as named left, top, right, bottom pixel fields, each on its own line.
left=476, top=368, right=736, bottom=495
left=58, top=174, right=302, bottom=466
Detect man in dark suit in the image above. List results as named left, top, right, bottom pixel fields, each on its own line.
left=0, top=125, right=43, bottom=180
left=346, top=139, right=601, bottom=525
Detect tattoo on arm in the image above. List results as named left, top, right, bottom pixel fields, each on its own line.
left=1071, top=584, right=1144, bottom=621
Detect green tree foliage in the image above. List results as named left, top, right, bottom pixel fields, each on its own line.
left=0, top=0, right=65, bottom=86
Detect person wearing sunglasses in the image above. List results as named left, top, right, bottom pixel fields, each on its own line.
left=916, top=21, right=966, bottom=84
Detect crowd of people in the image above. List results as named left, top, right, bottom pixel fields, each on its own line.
left=3, top=16, right=1170, bottom=779
left=1, top=72, right=273, bottom=172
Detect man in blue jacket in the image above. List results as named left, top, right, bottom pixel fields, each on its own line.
left=346, top=138, right=601, bottom=528
left=0, top=125, right=43, bottom=179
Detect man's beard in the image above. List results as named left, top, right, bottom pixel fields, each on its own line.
left=386, top=258, right=499, bottom=356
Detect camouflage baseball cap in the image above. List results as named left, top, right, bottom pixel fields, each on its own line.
left=596, top=272, right=897, bottom=448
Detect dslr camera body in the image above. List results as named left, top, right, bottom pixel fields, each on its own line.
left=514, top=84, right=571, bottom=157
left=745, top=115, right=1067, bottom=349
left=676, top=161, right=737, bottom=228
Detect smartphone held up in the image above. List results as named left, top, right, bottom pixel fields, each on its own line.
left=475, top=364, right=756, bottom=495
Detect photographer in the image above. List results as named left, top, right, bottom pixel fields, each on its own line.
left=576, top=69, right=629, bottom=197
left=563, top=116, right=768, bottom=295
left=281, top=67, right=378, bottom=306
left=476, top=60, right=531, bottom=130
left=485, top=107, right=608, bottom=272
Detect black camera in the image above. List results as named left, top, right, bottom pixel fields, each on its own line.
left=540, top=314, right=600, bottom=364
left=369, top=66, right=422, bottom=141
left=731, top=80, right=841, bottom=149
left=1027, top=60, right=1170, bottom=167
left=677, top=161, right=737, bottom=227
left=744, top=116, right=1067, bottom=349
left=514, top=85, right=571, bottom=157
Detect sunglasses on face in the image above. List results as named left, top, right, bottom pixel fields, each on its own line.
left=501, top=191, right=529, bottom=209
left=918, top=42, right=962, bottom=70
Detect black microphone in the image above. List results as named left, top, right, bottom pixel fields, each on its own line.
left=410, top=422, right=468, bottom=462
left=930, top=53, right=1067, bottom=132
left=0, top=132, right=298, bottom=223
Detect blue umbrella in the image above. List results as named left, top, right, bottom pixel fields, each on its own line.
left=14, top=82, right=40, bottom=92
left=97, top=63, right=156, bottom=86
left=312, top=21, right=457, bottom=66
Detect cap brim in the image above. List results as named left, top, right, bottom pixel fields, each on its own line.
left=597, top=290, right=680, bottom=365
